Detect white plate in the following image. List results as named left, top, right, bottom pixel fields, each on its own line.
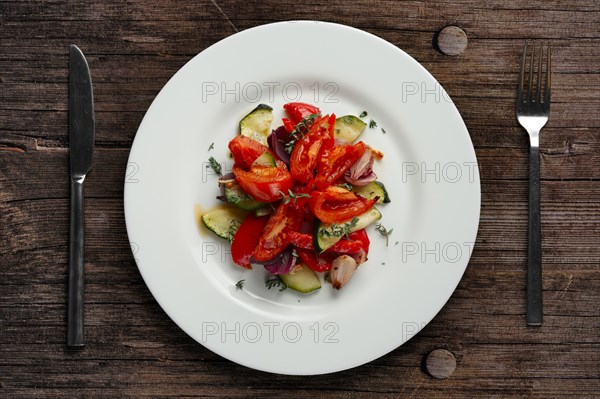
left=124, top=21, right=480, bottom=375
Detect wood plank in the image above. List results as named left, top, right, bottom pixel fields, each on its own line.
left=1, top=0, right=599, bottom=397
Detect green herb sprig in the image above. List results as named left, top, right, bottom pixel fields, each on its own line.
left=265, top=276, right=287, bottom=292
left=278, top=189, right=311, bottom=204
left=375, top=223, right=393, bottom=247
left=208, top=156, right=222, bottom=176
left=320, top=217, right=359, bottom=239
left=235, top=279, right=245, bottom=290
left=284, top=113, right=320, bottom=154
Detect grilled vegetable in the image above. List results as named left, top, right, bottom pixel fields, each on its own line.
left=223, top=181, right=267, bottom=210
left=334, top=115, right=367, bottom=143
left=352, top=181, right=390, bottom=203
left=201, top=207, right=247, bottom=240
left=279, top=264, right=321, bottom=293
left=315, top=207, right=382, bottom=253
left=330, top=255, right=358, bottom=290
left=239, top=104, right=273, bottom=146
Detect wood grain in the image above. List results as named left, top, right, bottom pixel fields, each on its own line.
left=1, top=0, right=599, bottom=397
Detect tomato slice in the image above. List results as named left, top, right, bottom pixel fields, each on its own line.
left=231, top=213, right=269, bottom=269
left=228, top=135, right=274, bottom=170
left=282, top=117, right=295, bottom=133
left=253, top=202, right=301, bottom=262
left=296, top=248, right=335, bottom=272
left=290, top=114, right=335, bottom=184
left=233, top=163, right=294, bottom=202
left=308, top=186, right=378, bottom=224
left=283, top=102, right=321, bottom=123
left=314, top=141, right=367, bottom=189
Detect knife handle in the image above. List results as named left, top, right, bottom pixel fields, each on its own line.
left=68, top=178, right=85, bottom=346
left=527, top=145, right=543, bottom=326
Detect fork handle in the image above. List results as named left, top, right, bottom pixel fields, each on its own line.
left=527, top=145, right=543, bottom=326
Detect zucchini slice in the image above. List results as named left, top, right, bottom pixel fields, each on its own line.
left=334, top=115, right=367, bottom=143
left=239, top=104, right=273, bottom=146
left=352, top=181, right=391, bottom=204
left=201, top=207, right=247, bottom=240
left=280, top=264, right=321, bottom=294
left=251, top=151, right=276, bottom=167
left=314, top=207, right=382, bottom=253
left=223, top=182, right=266, bottom=210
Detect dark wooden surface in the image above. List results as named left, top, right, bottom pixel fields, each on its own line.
left=1, top=1, right=599, bottom=397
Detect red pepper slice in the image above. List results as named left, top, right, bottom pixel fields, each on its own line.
left=290, top=114, right=335, bottom=184
left=346, top=229, right=370, bottom=255
left=287, top=231, right=313, bottom=250
left=292, top=229, right=370, bottom=272
left=287, top=231, right=364, bottom=254
left=314, top=141, right=367, bottom=189
left=233, top=163, right=294, bottom=202
left=308, top=186, right=378, bottom=224
left=228, top=135, right=274, bottom=170
left=231, top=213, right=269, bottom=269
left=283, top=102, right=321, bottom=123
left=329, top=238, right=365, bottom=254
left=296, top=248, right=336, bottom=273
left=252, top=202, right=301, bottom=262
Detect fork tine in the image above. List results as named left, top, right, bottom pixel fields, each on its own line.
left=527, top=44, right=534, bottom=102
left=517, top=42, right=527, bottom=103
left=544, top=45, right=551, bottom=104
left=536, top=45, right=543, bottom=103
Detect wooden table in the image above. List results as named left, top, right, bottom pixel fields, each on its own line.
left=1, top=1, right=599, bottom=397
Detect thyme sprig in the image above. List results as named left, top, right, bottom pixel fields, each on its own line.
left=265, top=276, right=287, bottom=292
left=208, top=156, right=222, bottom=176
left=278, top=189, right=311, bottom=204
left=284, top=113, right=320, bottom=154
left=375, top=223, right=393, bottom=247
left=320, top=217, right=359, bottom=239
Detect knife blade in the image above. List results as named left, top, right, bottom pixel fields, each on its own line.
left=68, top=44, right=95, bottom=347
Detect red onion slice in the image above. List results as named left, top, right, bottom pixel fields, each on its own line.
left=344, top=149, right=377, bottom=186
left=268, top=126, right=291, bottom=166
left=261, top=247, right=298, bottom=275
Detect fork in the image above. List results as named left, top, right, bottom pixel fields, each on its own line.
left=516, top=43, right=551, bottom=326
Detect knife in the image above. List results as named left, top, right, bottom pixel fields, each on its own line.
left=68, top=44, right=95, bottom=347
